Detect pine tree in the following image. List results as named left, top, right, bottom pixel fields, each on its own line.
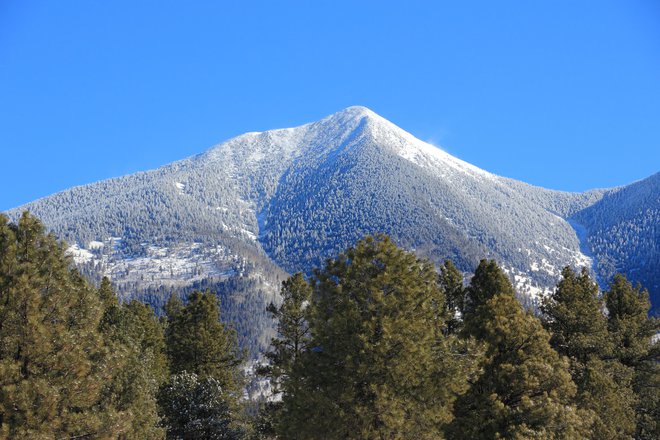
left=634, top=342, right=660, bottom=440
left=0, top=212, right=123, bottom=438
left=541, top=267, right=610, bottom=361
left=164, top=290, right=243, bottom=393
left=99, top=283, right=170, bottom=440
left=448, top=259, right=589, bottom=439
left=159, top=371, right=242, bottom=440
left=261, top=273, right=311, bottom=392
left=461, top=259, right=516, bottom=336
left=281, top=235, right=479, bottom=439
left=163, top=290, right=245, bottom=438
left=605, top=274, right=660, bottom=439
left=541, top=267, right=636, bottom=439
left=257, top=273, right=311, bottom=437
left=605, top=274, right=657, bottom=367
left=439, top=259, right=465, bottom=335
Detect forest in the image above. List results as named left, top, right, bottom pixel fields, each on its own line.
left=0, top=212, right=658, bottom=439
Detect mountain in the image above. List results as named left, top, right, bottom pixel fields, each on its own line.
left=5, top=107, right=659, bottom=353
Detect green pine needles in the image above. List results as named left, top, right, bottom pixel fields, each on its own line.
left=261, top=238, right=659, bottom=440
left=0, top=214, right=657, bottom=439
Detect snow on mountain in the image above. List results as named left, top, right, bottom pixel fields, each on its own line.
left=5, top=106, right=659, bottom=354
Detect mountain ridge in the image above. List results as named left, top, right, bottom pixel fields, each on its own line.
left=5, top=107, right=658, bottom=354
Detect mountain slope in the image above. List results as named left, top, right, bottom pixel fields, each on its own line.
left=570, top=172, right=660, bottom=312
left=260, top=108, right=601, bottom=300
left=6, top=107, right=658, bottom=353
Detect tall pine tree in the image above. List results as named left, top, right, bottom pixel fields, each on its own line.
left=438, top=259, right=465, bottom=335
left=280, top=235, right=479, bottom=440
left=98, top=278, right=169, bottom=440
left=541, top=267, right=636, bottom=439
left=164, top=290, right=243, bottom=392
left=0, top=213, right=122, bottom=438
left=605, top=274, right=660, bottom=439
left=449, top=260, right=589, bottom=439
left=162, top=290, right=245, bottom=438
left=257, top=273, right=312, bottom=438
left=261, top=273, right=312, bottom=393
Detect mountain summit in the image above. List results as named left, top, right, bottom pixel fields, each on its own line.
left=6, top=107, right=659, bottom=351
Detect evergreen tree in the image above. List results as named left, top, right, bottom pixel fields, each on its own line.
left=449, top=259, right=589, bottom=439
left=461, top=259, right=516, bottom=337
left=281, top=235, right=479, bottom=439
left=439, top=259, right=465, bottom=335
left=99, top=284, right=170, bottom=440
left=0, top=212, right=122, bottom=438
left=257, top=273, right=311, bottom=437
left=163, top=290, right=245, bottom=438
left=165, top=290, right=243, bottom=393
left=605, top=274, right=657, bottom=367
left=541, top=267, right=636, bottom=439
left=634, top=342, right=660, bottom=440
left=159, top=371, right=242, bottom=440
left=605, top=274, right=660, bottom=439
left=541, top=267, right=611, bottom=361
left=261, top=273, right=312, bottom=392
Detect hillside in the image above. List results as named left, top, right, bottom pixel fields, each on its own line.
left=6, top=107, right=659, bottom=353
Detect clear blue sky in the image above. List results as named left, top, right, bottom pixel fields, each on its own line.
left=1, top=0, right=659, bottom=211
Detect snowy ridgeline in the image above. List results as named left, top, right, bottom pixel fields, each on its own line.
left=6, top=106, right=659, bottom=347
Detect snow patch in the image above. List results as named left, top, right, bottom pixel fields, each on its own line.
left=104, top=243, right=236, bottom=288
left=66, top=245, right=94, bottom=264
left=88, top=241, right=104, bottom=250
left=174, top=181, right=186, bottom=194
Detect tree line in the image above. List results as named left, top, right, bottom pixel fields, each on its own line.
left=0, top=213, right=245, bottom=439
left=0, top=213, right=658, bottom=439
left=257, top=235, right=658, bottom=439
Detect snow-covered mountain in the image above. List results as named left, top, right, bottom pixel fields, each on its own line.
left=6, top=106, right=659, bottom=352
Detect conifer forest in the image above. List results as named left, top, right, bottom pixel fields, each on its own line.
left=4, top=0, right=660, bottom=438
left=0, top=212, right=658, bottom=439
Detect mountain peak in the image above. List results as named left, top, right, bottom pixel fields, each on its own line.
left=321, top=105, right=386, bottom=126
left=338, top=105, right=377, bottom=117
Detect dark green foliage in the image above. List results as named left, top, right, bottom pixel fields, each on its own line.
left=100, top=291, right=169, bottom=440
left=605, top=274, right=657, bottom=367
left=163, top=290, right=246, bottom=438
left=164, top=290, right=244, bottom=394
left=449, top=259, right=588, bottom=439
left=634, top=343, right=660, bottom=440
left=605, top=274, right=660, bottom=439
left=261, top=273, right=311, bottom=391
left=257, top=272, right=312, bottom=434
left=461, top=259, right=516, bottom=337
left=439, top=259, right=465, bottom=335
left=278, top=235, right=480, bottom=439
left=0, top=213, right=123, bottom=438
left=159, top=371, right=242, bottom=440
left=542, top=267, right=636, bottom=439
left=541, top=267, right=611, bottom=361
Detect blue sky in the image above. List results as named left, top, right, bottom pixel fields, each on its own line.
left=1, top=0, right=659, bottom=211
